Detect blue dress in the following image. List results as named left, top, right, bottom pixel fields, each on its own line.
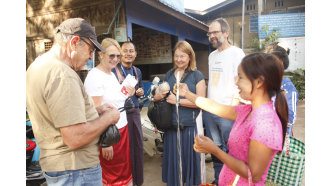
left=162, top=69, right=205, bottom=186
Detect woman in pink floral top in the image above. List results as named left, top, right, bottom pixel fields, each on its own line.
left=176, top=53, right=288, bottom=185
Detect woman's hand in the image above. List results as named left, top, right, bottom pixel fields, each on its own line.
left=194, top=135, right=219, bottom=154
left=166, top=91, right=176, bottom=104
left=101, top=146, right=114, bottom=161
left=153, top=87, right=169, bottom=101
left=126, top=86, right=135, bottom=97
left=173, top=83, right=189, bottom=98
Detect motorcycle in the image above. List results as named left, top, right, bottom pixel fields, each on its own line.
left=26, top=115, right=46, bottom=186
left=139, top=78, right=165, bottom=157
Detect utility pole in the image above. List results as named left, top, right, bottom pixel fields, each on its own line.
left=258, top=0, right=264, bottom=49
left=241, top=0, right=245, bottom=49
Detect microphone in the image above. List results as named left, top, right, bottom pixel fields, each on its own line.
left=150, top=76, right=160, bottom=98
left=152, top=76, right=160, bottom=85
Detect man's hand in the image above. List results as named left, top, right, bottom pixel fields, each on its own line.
left=100, top=107, right=120, bottom=126
left=136, top=88, right=144, bottom=97
left=101, top=146, right=114, bottom=160
left=126, top=86, right=136, bottom=98
left=96, top=103, right=113, bottom=115
left=60, top=104, right=119, bottom=150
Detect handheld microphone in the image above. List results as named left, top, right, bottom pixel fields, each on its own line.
left=152, top=76, right=160, bottom=86
left=150, top=76, right=160, bottom=96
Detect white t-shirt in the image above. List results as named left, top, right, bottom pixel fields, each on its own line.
left=84, top=68, right=128, bottom=129
left=208, top=46, right=245, bottom=105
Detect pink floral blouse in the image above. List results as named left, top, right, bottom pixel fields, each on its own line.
left=218, top=101, right=283, bottom=186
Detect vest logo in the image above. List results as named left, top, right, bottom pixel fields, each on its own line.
left=121, top=86, right=128, bottom=96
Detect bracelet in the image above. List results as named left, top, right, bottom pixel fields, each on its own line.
left=247, top=165, right=253, bottom=186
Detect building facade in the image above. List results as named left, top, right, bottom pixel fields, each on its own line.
left=26, top=0, right=209, bottom=81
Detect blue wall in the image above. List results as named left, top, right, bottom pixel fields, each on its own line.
left=258, top=13, right=305, bottom=39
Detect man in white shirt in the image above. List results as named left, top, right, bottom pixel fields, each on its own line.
left=203, top=18, right=245, bottom=185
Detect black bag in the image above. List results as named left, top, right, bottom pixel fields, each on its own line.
left=147, top=69, right=192, bottom=131
left=147, top=92, right=173, bottom=131
left=100, top=125, right=121, bottom=148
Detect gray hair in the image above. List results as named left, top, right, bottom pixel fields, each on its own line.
left=212, top=18, right=230, bottom=33
left=54, top=32, right=75, bottom=47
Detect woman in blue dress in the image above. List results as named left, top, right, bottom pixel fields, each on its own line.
left=154, top=41, right=206, bottom=186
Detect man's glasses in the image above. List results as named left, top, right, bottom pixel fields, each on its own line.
left=123, top=49, right=135, bottom=54
left=206, top=30, right=221, bottom=37
left=80, top=38, right=96, bottom=54
left=108, top=54, right=121, bottom=59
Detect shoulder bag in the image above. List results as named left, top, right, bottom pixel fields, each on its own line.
left=147, top=69, right=192, bottom=131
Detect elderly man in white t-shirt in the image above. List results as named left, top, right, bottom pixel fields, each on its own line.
left=203, top=18, right=245, bottom=185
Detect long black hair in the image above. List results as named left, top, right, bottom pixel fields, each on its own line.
left=240, top=53, right=288, bottom=149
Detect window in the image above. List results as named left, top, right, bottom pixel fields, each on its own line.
left=249, top=13, right=258, bottom=33
left=246, top=3, right=256, bottom=11
left=270, top=9, right=286, bottom=14
left=44, top=41, right=53, bottom=52
left=275, top=1, right=284, bottom=7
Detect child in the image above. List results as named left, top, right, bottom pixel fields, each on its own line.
left=176, top=53, right=288, bottom=185
left=265, top=42, right=299, bottom=136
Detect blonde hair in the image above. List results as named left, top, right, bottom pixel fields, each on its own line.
left=173, top=41, right=196, bottom=71
left=99, top=38, right=122, bottom=55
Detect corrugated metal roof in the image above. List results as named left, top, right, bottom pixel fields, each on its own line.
left=204, top=0, right=239, bottom=12
left=156, top=0, right=209, bottom=27
left=185, top=0, right=239, bottom=15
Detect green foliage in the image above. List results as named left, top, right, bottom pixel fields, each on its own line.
left=248, top=25, right=282, bottom=51
left=26, top=110, right=30, bottom=121
left=288, top=69, right=305, bottom=100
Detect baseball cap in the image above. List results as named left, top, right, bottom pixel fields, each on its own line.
left=56, top=18, right=105, bottom=52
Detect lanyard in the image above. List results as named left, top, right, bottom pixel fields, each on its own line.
left=120, top=63, right=134, bottom=78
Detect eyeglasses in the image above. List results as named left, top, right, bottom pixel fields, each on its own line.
left=108, top=54, right=121, bottom=59
left=123, top=49, right=135, bottom=54
left=174, top=55, right=188, bottom=60
left=206, top=30, right=221, bottom=37
left=80, top=38, right=96, bottom=54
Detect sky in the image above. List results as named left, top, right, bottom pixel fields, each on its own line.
left=184, top=0, right=226, bottom=11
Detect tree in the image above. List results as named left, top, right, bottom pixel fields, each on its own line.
left=249, top=25, right=281, bottom=51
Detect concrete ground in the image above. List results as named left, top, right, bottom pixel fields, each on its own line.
left=143, top=100, right=305, bottom=186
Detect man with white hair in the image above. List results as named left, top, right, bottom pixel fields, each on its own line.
left=26, top=18, right=120, bottom=186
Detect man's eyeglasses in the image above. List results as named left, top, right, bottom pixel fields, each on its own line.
left=123, top=49, right=135, bottom=54
left=80, top=38, right=96, bottom=54
left=108, top=54, right=121, bottom=59
left=206, top=31, right=221, bottom=37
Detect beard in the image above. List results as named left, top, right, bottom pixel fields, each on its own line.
left=209, top=35, right=225, bottom=49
